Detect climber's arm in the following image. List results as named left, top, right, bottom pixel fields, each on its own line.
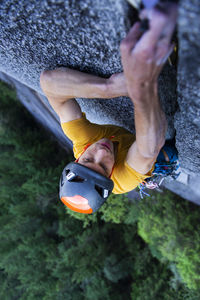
left=46, top=97, right=82, bottom=124
left=125, top=86, right=167, bottom=174
left=121, top=5, right=177, bottom=174
left=40, top=67, right=129, bottom=122
left=40, top=71, right=82, bottom=123
left=40, top=67, right=128, bottom=99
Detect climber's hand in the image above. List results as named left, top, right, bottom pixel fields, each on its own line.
left=107, top=72, right=129, bottom=97
left=120, top=3, right=177, bottom=103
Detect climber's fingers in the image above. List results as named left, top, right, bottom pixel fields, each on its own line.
left=139, top=3, right=178, bottom=47
left=120, top=22, right=142, bottom=55
left=129, top=4, right=177, bottom=70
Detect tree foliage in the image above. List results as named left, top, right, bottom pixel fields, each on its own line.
left=136, top=192, right=200, bottom=290
left=0, top=80, right=200, bottom=299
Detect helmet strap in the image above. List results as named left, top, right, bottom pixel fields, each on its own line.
left=109, top=165, right=115, bottom=178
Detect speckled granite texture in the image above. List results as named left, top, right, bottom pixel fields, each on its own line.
left=0, top=0, right=199, bottom=176
left=0, top=0, right=176, bottom=135
left=175, top=0, right=200, bottom=175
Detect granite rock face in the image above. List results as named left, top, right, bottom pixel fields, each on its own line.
left=0, top=0, right=199, bottom=201
left=175, top=0, right=200, bottom=175
left=0, top=0, right=177, bottom=135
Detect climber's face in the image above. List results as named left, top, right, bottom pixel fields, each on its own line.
left=78, top=138, right=115, bottom=177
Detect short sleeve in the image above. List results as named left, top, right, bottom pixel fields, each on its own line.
left=61, top=113, right=107, bottom=158
left=112, top=160, right=155, bottom=194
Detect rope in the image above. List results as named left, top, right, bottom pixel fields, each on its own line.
left=138, top=144, right=180, bottom=199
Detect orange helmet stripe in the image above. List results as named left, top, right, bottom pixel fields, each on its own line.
left=61, top=197, right=93, bottom=214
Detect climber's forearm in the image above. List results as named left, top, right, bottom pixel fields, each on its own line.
left=40, top=67, right=128, bottom=101
left=132, top=84, right=167, bottom=158
left=40, top=67, right=106, bottom=101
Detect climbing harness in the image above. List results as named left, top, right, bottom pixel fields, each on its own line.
left=138, top=141, right=181, bottom=199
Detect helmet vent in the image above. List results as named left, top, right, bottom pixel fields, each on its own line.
left=60, top=174, right=64, bottom=187
left=65, top=169, right=70, bottom=176
left=95, top=185, right=104, bottom=197
left=72, top=176, right=85, bottom=183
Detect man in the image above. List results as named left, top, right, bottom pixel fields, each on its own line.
left=40, top=4, right=177, bottom=214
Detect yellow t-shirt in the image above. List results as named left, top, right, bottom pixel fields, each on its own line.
left=61, top=113, right=153, bottom=194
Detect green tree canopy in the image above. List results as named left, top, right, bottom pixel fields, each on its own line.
left=1, top=81, right=200, bottom=299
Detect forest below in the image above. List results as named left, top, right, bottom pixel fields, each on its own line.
left=0, top=80, right=200, bottom=300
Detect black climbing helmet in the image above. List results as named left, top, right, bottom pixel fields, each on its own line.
left=59, top=162, right=114, bottom=214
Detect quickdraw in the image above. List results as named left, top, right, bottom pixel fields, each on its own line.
left=138, top=145, right=180, bottom=199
